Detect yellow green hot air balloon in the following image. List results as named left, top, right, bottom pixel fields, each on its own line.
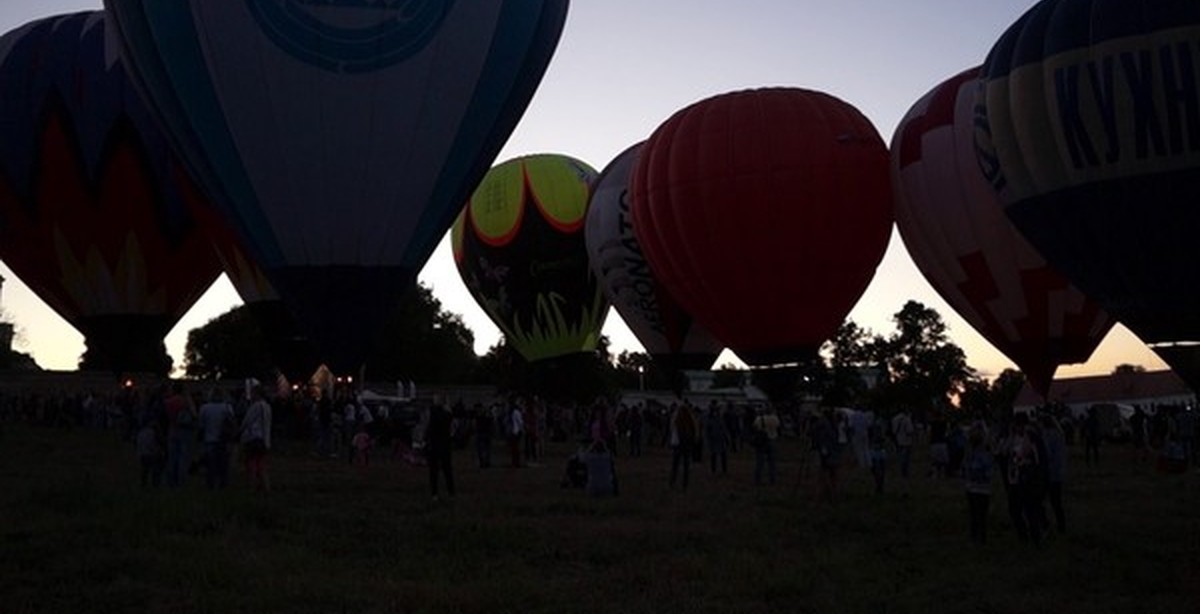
left=453, top=154, right=608, bottom=362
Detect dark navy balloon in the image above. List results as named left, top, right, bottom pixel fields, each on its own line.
left=976, top=0, right=1200, bottom=388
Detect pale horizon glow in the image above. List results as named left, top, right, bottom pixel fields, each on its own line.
left=0, top=1, right=1169, bottom=380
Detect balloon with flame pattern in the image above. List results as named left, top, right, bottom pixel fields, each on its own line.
left=453, top=154, right=608, bottom=362
left=0, top=12, right=220, bottom=375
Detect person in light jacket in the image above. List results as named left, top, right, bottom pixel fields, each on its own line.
left=241, top=386, right=273, bottom=492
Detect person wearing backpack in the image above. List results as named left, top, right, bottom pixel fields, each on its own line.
left=199, top=387, right=237, bottom=490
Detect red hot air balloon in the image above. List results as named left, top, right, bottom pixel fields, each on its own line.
left=585, top=143, right=723, bottom=371
left=0, top=13, right=220, bottom=375
left=892, top=67, right=1115, bottom=395
left=631, top=88, right=893, bottom=366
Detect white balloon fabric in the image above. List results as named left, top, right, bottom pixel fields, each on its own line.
left=584, top=144, right=722, bottom=371
left=104, top=1, right=570, bottom=370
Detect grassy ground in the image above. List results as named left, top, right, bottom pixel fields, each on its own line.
left=1, top=424, right=1197, bottom=614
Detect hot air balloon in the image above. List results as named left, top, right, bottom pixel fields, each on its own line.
left=0, top=12, right=221, bottom=375
left=181, top=186, right=319, bottom=382
left=631, top=88, right=893, bottom=366
left=892, top=67, right=1115, bottom=396
left=585, top=143, right=722, bottom=371
left=975, top=0, right=1200, bottom=390
left=104, top=1, right=570, bottom=372
left=453, top=154, right=608, bottom=362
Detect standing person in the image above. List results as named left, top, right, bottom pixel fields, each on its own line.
left=164, top=382, right=197, bottom=488
left=813, top=408, right=843, bottom=502
left=850, top=409, right=870, bottom=469
left=705, top=403, right=729, bottom=475
left=1130, top=407, right=1149, bottom=465
left=473, top=402, right=493, bottom=468
left=928, top=410, right=949, bottom=478
left=962, top=424, right=994, bottom=545
left=351, top=424, right=373, bottom=469
left=1040, top=414, right=1068, bottom=534
left=867, top=415, right=888, bottom=495
left=315, top=390, right=334, bottom=458
left=342, top=394, right=360, bottom=464
left=723, top=402, right=742, bottom=454
left=523, top=401, right=539, bottom=464
left=1083, top=406, right=1102, bottom=467
left=628, top=404, right=644, bottom=458
left=426, top=397, right=455, bottom=501
left=507, top=399, right=525, bottom=468
left=891, top=407, right=915, bottom=493
left=240, top=386, right=273, bottom=492
left=136, top=417, right=164, bottom=489
left=1005, top=414, right=1043, bottom=543
left=198, top=388, right=236, bottom=490
left=668, top=402, right=697, bottom=490
left=751, top=405, right=781, bottom=485
left=1175, top=407, right=1196, bottom=468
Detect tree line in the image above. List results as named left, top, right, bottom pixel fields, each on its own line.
left=183, top=289, right=1025, bottom=414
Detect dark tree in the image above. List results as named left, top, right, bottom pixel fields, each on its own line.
left=959, top=368, right=1026, bottom=421
left=361, top=284, right=479, bottom=384
left=873, top=301, right=973, bottom=418
left=184, top=283, right=480, bottom=383
left=476, top=336, right=618, bottom=404
left=711, top=363, right=747, bottom=389
left=610, top=350, right=698, bottom=393
left=1112, top=363, right=1146, bottom=375
left=184, top=306, right=274, bottom=380
left=0, top=316, right=38, bottom=371
left=748, top=357, right=827, bottom=404
left=990, top=368, right=1026, bottom=411
left=822, top=320, right=885, bottom=407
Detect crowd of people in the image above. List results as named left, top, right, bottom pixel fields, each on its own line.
left=3, top=381, right=1198, bottom=546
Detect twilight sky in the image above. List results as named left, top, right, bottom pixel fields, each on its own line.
left=0, top=1, right=1169, bottom=378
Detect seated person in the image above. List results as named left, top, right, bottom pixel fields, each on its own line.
left=560, top=442, right=588, bottom=489
left=583, top=440, right=617, bottom=497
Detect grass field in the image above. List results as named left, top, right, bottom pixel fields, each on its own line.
left=1, top=423, right=1197, bottom=613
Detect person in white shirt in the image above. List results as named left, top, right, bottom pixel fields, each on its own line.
left=508, top=401, right=525, bottom=468
left=240, top=386, right=273, bottom=491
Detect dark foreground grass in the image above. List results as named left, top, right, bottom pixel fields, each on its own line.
left=1, top=424, right=1197, bottom=613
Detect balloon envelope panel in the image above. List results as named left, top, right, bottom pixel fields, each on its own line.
left=892, top=67, right=1114, bottom=395
left=976, top=0, right=1200, bottom=346
left=454, top=154, right=608, bottom=362
left=104, top=0, right=570, bottom=370
left=632, top=88, right=893, bottom=366
left=585, top=143, right=721, bottom=371
left=0, top=12, right=220, bottom=373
